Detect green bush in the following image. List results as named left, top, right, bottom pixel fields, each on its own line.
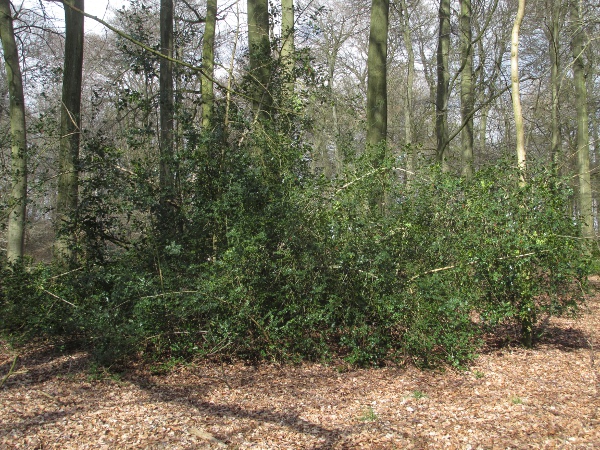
left=1, top=139, right=589, bottom=368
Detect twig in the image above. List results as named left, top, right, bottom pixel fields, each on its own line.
left=408, top=264, right=457, bottom=282
left=189, top=427, right=227, bottom=447
left=139, top=290, right=199, bottom=300
left=48, top=266, right=83, bottom=280
left=41, top=288, right=78, bottom=308
left=36, top=390, right=62, bottom=403
left=408, top=252, right=537, bottom=282
left=0, top=355, right=18, bottom=389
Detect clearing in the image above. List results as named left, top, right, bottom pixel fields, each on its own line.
left=1, top=285, right=599, bottom=449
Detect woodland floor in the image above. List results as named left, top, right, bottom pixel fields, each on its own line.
left=2, top=285, right=600, bottom=449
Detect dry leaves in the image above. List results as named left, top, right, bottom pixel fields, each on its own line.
left=2, top=286, right=600, bottom=449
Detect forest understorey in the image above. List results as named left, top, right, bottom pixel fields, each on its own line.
left=1, top=282, right=600, bottom=449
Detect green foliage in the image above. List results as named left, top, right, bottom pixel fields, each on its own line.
left=412, top=390, right=427, bottom=399
left=1, top=139, right=589, bottom=370
left=358, top=406, right=378, bottom=422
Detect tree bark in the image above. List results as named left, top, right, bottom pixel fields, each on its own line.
left=459, top=0, right=474, bottom=178
left=55, top=0, right=84, bottom=264
left=366, top=0, right=389, bottom=148
left=0, top=0, right=27, bottom=263
left=571, top=0, right=593, bottom=238
left=511, top=0, right=526, bottom=184
left=247, top=0, right=271, bottom=119
left=435, top=0, right=450, bottom=171
left=399, top=0, right=415, bottom=181
left=159, top=0, right=176, bottom=232
left=281, top=0, right=294, bottom=98
left=201, top=0, right=217, bottom=130
left=548, top=0, right=561, bottom=174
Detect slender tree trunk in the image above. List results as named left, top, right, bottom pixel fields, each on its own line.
left=479, top=105, right=488, bottom=156
left=435, top=0, right=450, bottom=171
left=366, top=0, right=389, bottom=148
left=55, top=0, right=84, bottom=264
left=549, top=0, right=561, bottom=174
left=0, top=0, right=27, bottom=263
left=511, top=0, right=526, bottom=184
left=159, top=0, right=176, bottom=233
left=247, top=0, right=271, bottom=119
left=281, top=0, right=294, bottom=98
left=417, top=40, right=436, bottom=139
left=459, top=0, right=474, bottom=178
left=571, top=0, right=593, bottom=238
left=201, top=0, right=217, bottom=130
left=511, top=0, right=532, bottom=346
left=326, top=41, right=342, bottom=175
left=399, top=0, right=415, bottom=181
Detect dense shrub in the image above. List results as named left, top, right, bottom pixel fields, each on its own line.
left=0, top=139, right=590, bottom=368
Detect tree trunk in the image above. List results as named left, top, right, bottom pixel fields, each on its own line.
left=366, top=0, right=389, bottom=148
left=55, top=0, right=84, bottom=265
left=159, top=0, right=176, bottom=233
left=571, top=0, right=593, bottom=238
left=459, top=0, right=474, bottom=178
left=479, top=105, right=488, bottom=156
left=281, top=0, right=294, bottom=98
left=247, top=0, right=271, bottom=119
left=0, top=0, right=27, bottom=263
left=511, top=0, right=526, bottom=184
left=548, top=0, right=561, bottom=174
left=435, top=0, right=450, bottom=171
left=399, top=0, right=415, bottom=181
left=201, top=0, right=217, bottom=130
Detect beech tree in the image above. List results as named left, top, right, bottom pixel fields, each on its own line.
left=397, top=0, right=416, bottom=179
left=281, top=0, right=295, bottom=98
left=365, top=0, right=389, bottom=148
left=201, top=0, right=217, bottom=130
left=0, top=0, right=27, bottom=263
left=546, top=0, right=562, bottom=174
left=459, top=0, right=474, bottom=177
left=247, top=0, right=271, bottom=119
left=158, top=0, right=176, bottom=232
left=55, top=0, right=84, bottom=264
left=435, top=0, right=450, bottom=170
left=570, top=0, right=593, bottom=238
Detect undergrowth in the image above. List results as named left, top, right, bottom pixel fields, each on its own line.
left=0, top=137, right=590, bottom=369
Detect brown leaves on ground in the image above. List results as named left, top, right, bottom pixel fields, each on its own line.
left=2, top=288, right=600, bottom=449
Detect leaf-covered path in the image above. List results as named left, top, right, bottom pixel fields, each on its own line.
left=2, top=288, right=599, bottom=449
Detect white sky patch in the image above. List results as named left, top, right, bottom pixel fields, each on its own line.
left=21, top=0, right=128, bottom=34
left=84, top=0, right=129, bottom=34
